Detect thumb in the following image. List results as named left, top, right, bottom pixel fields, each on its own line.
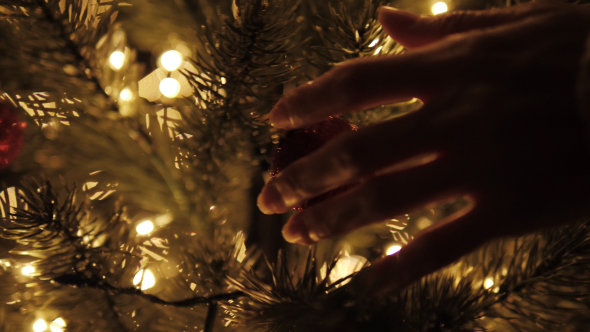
left=349, top=207, right=492, bottom=296
left=378, top=2, right=555, bottom=49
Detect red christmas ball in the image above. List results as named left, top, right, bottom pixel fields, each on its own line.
left=270, top=116, right=357, bottom=212
left=0, top=102, right=25, bottom=169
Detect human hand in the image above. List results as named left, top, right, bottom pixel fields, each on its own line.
left=257, top=0, right=590, bottom=295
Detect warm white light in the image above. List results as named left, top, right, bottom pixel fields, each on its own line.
left=22, top=265, right=35, bottom=276
left=369, top=38, right=379, bottom=47
left=386, top=244, right=402, bottom=256
left=109, top=51, right=125, bottom=70
left=136, top=220, right=154, bottom=235
left=159, top=78, right=181, bottom=98
left=119, top=88, right=133, bottom=101
left=484, top=277, right=494, bottom=289
left=33, top=319, right=47, bottom=332
left=329, top=255, right=367, bottom=283
left=160, top=50, right=183, bottom=71
left=50, top=318, right=66, bottom=332
left=432, top=2, right=448, bottom=15
left=133, top=269, right=156, bottom=290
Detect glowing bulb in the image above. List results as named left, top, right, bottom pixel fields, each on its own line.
left=136, top=220, right=154, bottom=235
left=386, top=244, right=402, bottom=256
left=133, top=269, right=155, bottom=290
left=484, top=277, right=494, bottom=289
left=50, top=318, right=66, bottom=332
left=119, top=88, right=132, bottom=101
left=329, top=255, right=367, bottom=283
left=160, top=50, right=183, bottom=71
left=432, top=2, right=448, bottom=15
left=33, top=319, right=47, bottom=332
left=22, top=265, right=35, bottom=276
left=109, top=51, right=125, bottom=70
left=159, top=78, right=181, bottom=98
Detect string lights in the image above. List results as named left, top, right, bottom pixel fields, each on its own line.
left=133, top=269, right=156, bottom=290
left=159, top=77, right=181, bottom=98
left=160, top=50, right=183, bottom=72
left=32, top=319, right=47, bottom=332
left=22, top=264, right=35, bottom=276
left=136, top=220, right=154, bottom=235
left=431, top=2, right=449, bottom=14
left=119, top=87, right=133, bottom=102
left=50, top=318, right=66, bottom=332
left=386, top=244, right=402, bottom=256
left=109, top=51, right=125, bottom=70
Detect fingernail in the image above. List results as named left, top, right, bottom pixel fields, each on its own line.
left=378, top=6, right=419, bottom=28
left=269, top=100, right=293, bottom=128
left=257, top=183, right=286, bottom=214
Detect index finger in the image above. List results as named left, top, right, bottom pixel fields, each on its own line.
left=269, top=49, right=454, bottom=129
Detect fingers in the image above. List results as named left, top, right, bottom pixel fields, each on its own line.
left=351, top=205, right=492, bottom=296
left=280, top=157, right=467, bottom=244
left=269, top=51, right=450, bottom=129
left=258, top=111, right=439, bottom=215
left=379, top=1, right=557, bottom=49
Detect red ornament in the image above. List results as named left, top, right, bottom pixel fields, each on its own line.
left=270, top=116, right=357, bottom=211
left=0, top=102, right=25, bottom=169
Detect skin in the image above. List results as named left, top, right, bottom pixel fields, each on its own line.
left=257, top=0, right=590, bottom=296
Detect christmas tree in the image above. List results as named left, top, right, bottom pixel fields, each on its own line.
left=1, top=0, right=590, bottom=331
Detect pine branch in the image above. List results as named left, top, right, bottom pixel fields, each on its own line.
left=0, top=0, right=119, bottom=119
left=306, top=0, right=418, bottom=127
left=53, top=273, right=245, bottom=307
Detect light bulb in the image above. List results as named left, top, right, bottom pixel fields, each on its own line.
left=109, top=51, right=125, bottom=70
left=484, top=277, right=494, bottom=289
left=33, top=319, right=47, bottom=332
left=119, top=88, right=132, bottom=101
left=159, top=78, right=181, bottom=98
left=432, top=2, right=448, bottom=15
left=386, top=244, right=402, bottom=256
left=50, top=318, right=66, bottom=332
left=160, top=50, right=183, bottom=71
left=22, top=265, right=35, bottom=276
left=136, top=220, right=154, bottom=235
left=329, top=255, right=367, bottom=284
left=133, top=269, right=156, bottom=290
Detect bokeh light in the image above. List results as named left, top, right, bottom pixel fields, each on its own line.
left=109, top=51, right=125, bottom=70
left=119, top=88, right=133, bottom=101
left=33, top=319, right=47, bottom=332
left=484, top=277, right=494, bottom=289
left=22, top=265, right=35, bottom=276
left=386, top=244, right=402, bottom=256
left=49, top=318, right=66, bottom=332
left=159, top=78, right=181, bottom=98
left=136, top=220, right=154, bottom=235
left=160, top=50, right=183, bottom=71
left=432, top=2, right=448, bottom=14
left=133, top=269, right=156, bottom=290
